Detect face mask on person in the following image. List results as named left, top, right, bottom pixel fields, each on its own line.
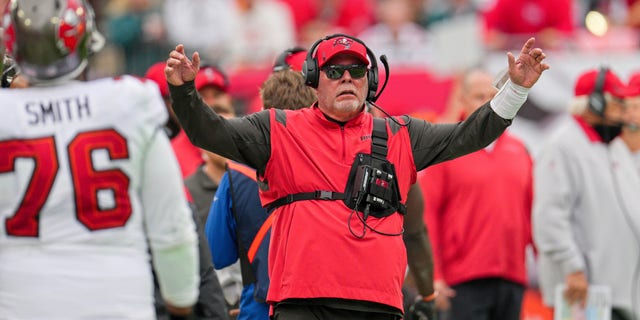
left=593, top=123, right=622, bottom=143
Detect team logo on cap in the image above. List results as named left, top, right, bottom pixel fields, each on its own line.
left=204, top=68, right=217, bottom=82
left=333, top=37, right=352, bottom=49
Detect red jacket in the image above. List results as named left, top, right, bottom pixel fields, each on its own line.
left=419, top=134, right=533, bottom=286
left=261, top=107, right=416, bottom=311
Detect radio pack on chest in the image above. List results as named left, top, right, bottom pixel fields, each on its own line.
left=267, top=118, right=406, bottom=219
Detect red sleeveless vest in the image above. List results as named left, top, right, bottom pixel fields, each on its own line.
left=261, top=106, right=417, bottom=310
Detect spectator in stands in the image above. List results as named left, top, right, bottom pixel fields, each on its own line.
left=297, top=0, right=375, bottom=48
left=228, top=0, right=296, bottom=70
left=358, top=0, right=434, bottom=68
left=420, top=0, right=478, bottom=28
left=105, top=0, right=170, bottom=75
left=627, top=0, right=640, bottom=28
left=323, top=0, right=376, bottom=36
left=277, top=0, right=320, bottom=36
left=163, top=0, right=238, bottom=65
left=482, top=0, right=575, bottom=50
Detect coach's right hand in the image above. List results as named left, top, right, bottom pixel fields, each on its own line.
left=165, top=44, right=200, bottom=86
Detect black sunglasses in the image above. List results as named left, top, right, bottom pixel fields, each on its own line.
left=322, top=64, right=367, bottom=80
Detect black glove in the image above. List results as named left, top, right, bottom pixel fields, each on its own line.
left=409, top=299, right=437, bottom=320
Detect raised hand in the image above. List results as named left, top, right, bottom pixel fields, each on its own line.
left=507, top=37, right=550, bottom=88
left=165, top=44, right=201, bottom=86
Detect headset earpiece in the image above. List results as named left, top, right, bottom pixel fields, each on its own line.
left=588, top=66, right=608, bottom=117
left=302, top=38, right=322, bottom=88
left=367, top=57, right=378, bottom=102
left=302, top=34, right=379, bottom=102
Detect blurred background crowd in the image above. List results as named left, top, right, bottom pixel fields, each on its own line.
left=3, top=0, right=640, bottom=319
left=60, top=0, right=640, bottom=155
left=2, top=0, right=639, bottom=152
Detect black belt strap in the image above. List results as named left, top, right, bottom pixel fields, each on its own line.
left=372, top=118, right=407, bottom=215
left=397, top=203, right=407, bottom=215
left=268, top=117, right=407, bottom=213
left=267, top=190, right=347, bottom=211
left=372, top=117, right=388, bottom=159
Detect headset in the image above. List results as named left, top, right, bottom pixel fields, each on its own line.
left=588, top=66, right=609, bottom=117
left=303, top=33, right=389, bottom=103
left=273, top=46, right=306, bottom=72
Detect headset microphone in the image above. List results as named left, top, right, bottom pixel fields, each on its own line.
left=368, top=54, right=410, bottom=128
left=372, top=54, right=390, bottom=103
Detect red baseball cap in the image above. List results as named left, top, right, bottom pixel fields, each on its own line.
left=195, top=66, right=229, bottom=92
left=144, top=62, right=169, bottom=98
left=273, top=48, right=307, bottom=72
left=627, top=71, right=640, bottom=97
left=314, top=35, right=369, bottom=68
left=574, top=68, right=627, bottom=99
left=285, top=50, right=307, bottom=72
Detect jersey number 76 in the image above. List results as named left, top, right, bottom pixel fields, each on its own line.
left=1, top=129, right=132, bottom=237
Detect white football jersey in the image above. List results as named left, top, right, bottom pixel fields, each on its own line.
left=0, top=76, right=198, bottom=319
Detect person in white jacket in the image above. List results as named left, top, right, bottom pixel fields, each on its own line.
left=533, top=67, right=639, bottom=320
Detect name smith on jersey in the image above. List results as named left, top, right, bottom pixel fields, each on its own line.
left=24, top=95, right=91, bottom=125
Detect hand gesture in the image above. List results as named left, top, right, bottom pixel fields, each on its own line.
left=508, top=37, right=550, bottom=88
left=434, top=280, right=455, bottom=312
left=564, top=271, right=589, bottom=308
left=165, top=44, right=200, bottom=86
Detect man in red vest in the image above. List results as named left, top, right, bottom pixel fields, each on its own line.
left=165, top=34, right=549, bottom=319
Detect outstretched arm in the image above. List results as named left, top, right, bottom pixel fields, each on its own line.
left=410, top=38, right=551, bottom=171
left=164, top=44, right=272, bottom=171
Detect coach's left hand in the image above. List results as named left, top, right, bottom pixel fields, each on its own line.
left=508, top=37, right=550, bottom=88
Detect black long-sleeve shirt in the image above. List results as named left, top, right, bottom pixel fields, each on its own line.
left=169, top=81, right=511, bottom=175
